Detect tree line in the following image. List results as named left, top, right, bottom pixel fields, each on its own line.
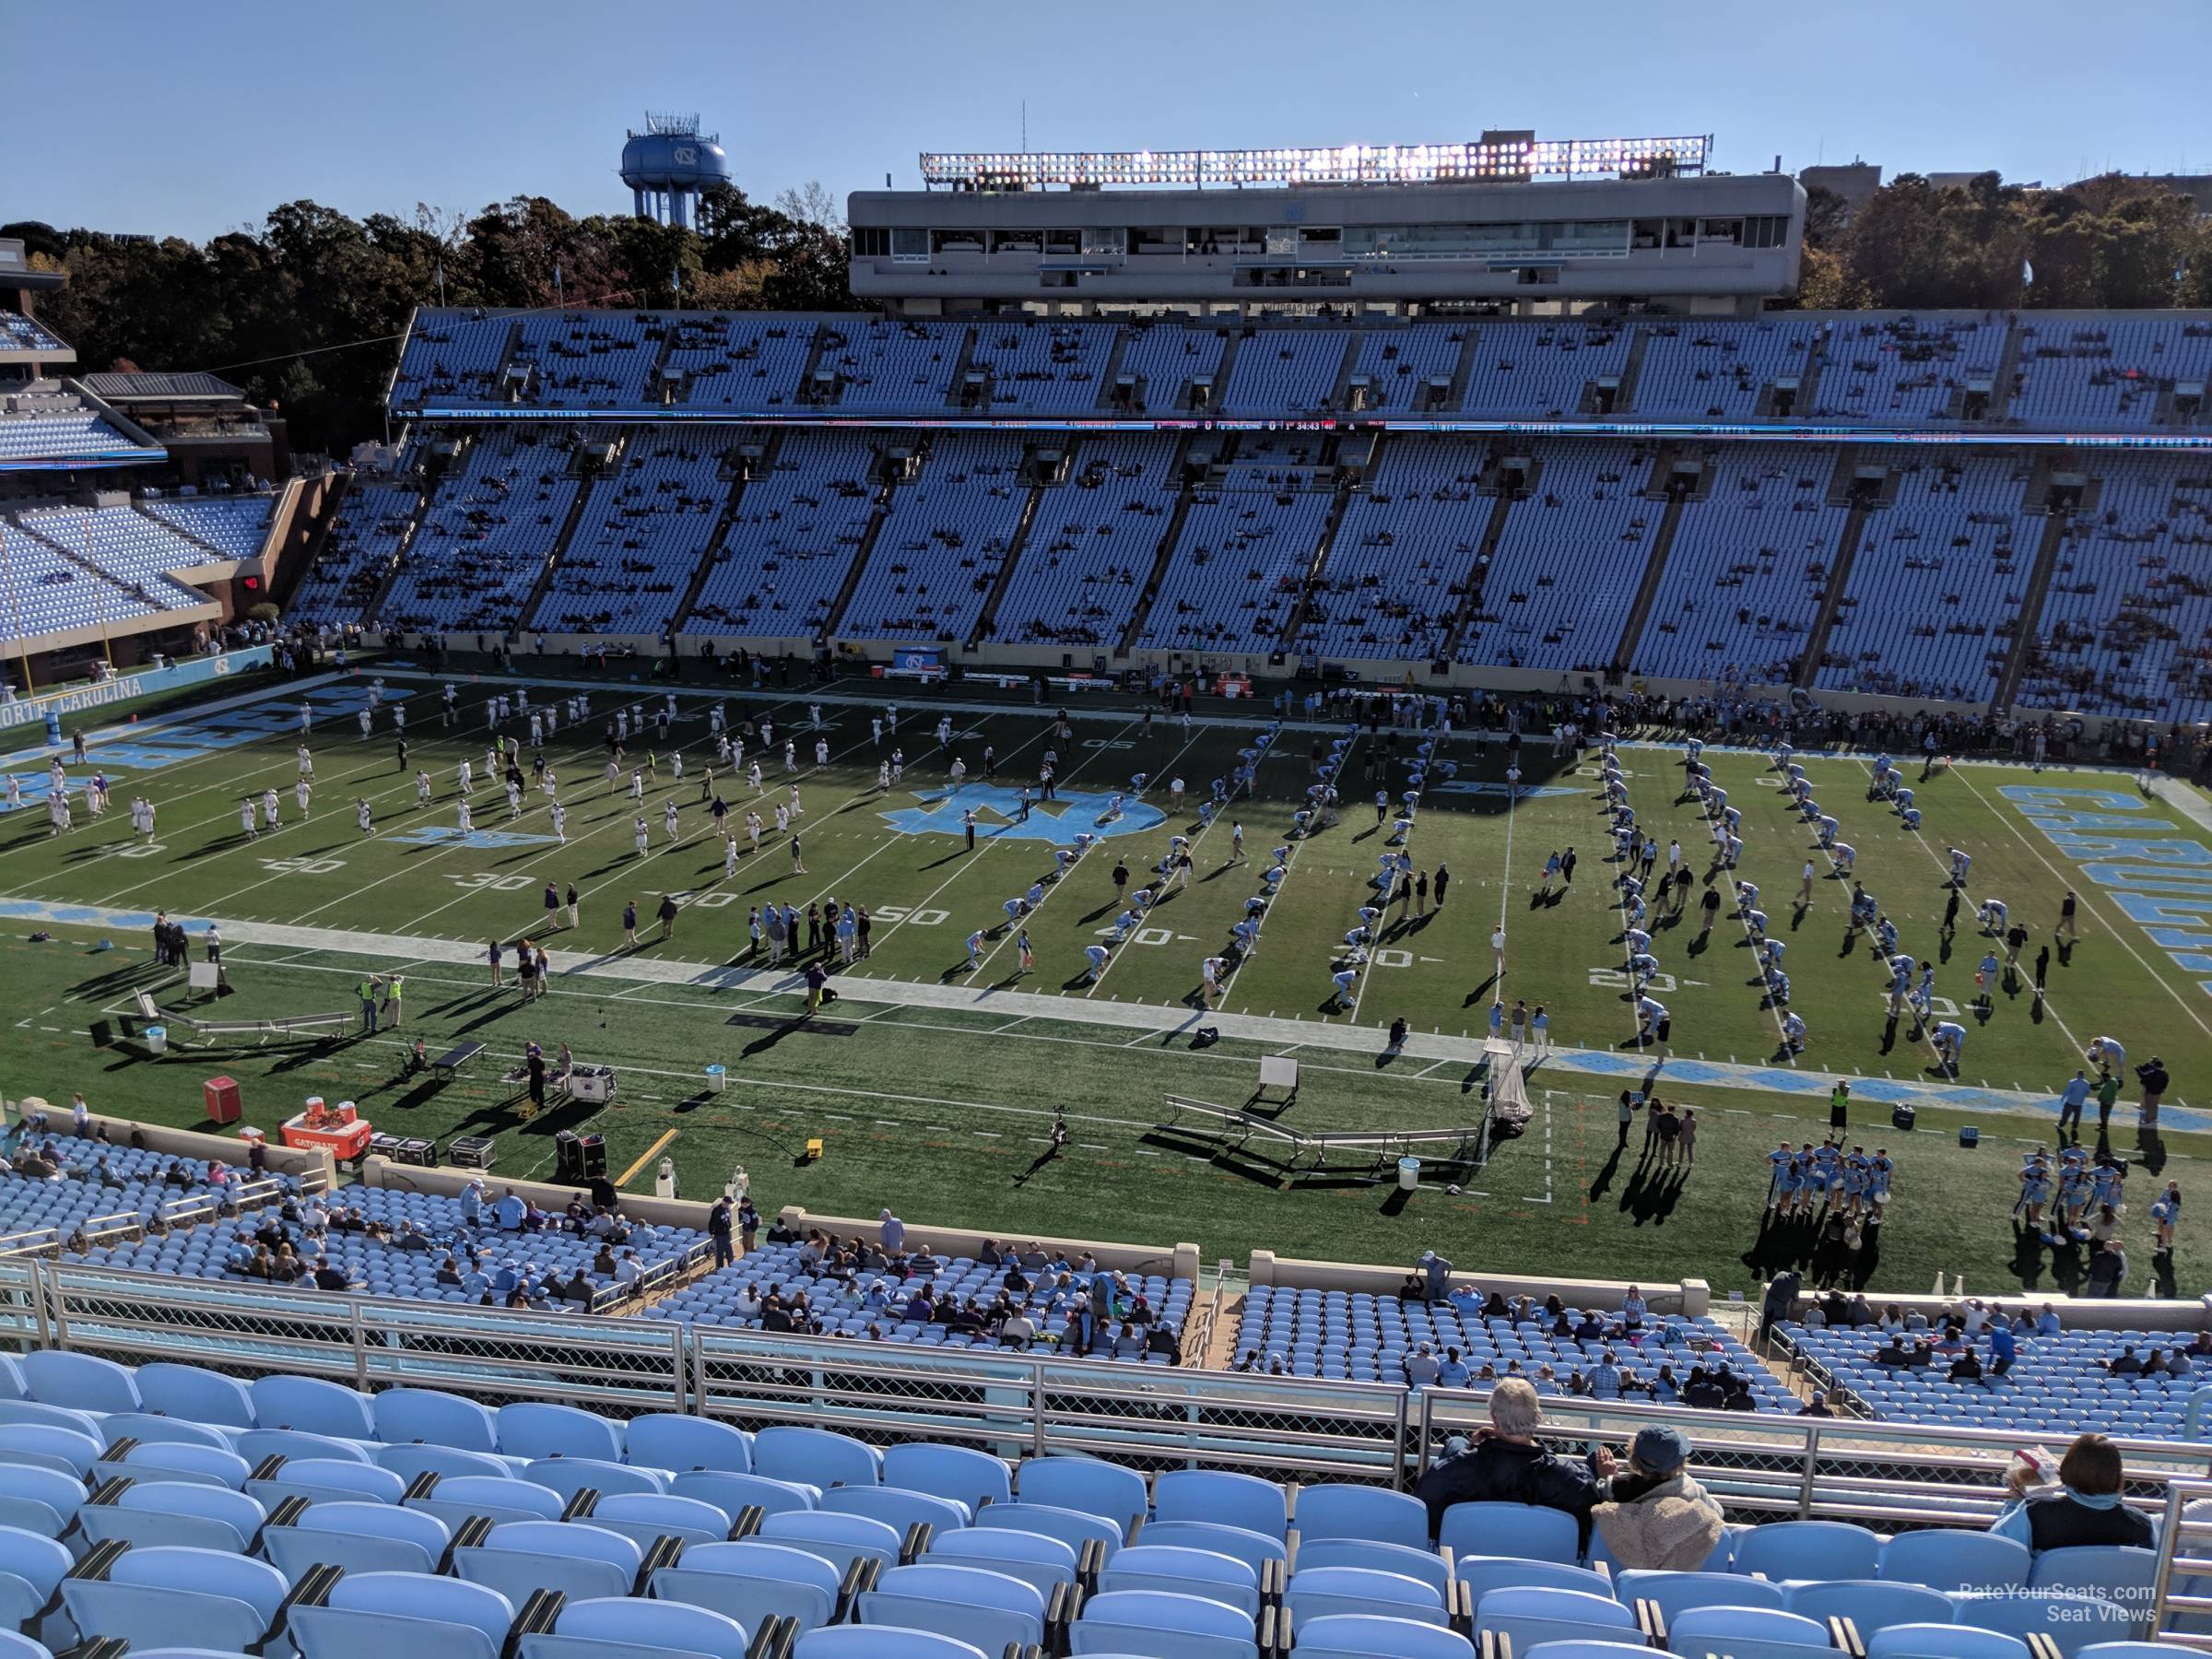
left=4, top=182, right=859, bottom=456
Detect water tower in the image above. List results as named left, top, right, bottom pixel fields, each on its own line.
left=620, top=112, right=732, bottom=229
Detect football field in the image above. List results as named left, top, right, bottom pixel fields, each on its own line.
left=4, top=659, right=2209, bottom=1300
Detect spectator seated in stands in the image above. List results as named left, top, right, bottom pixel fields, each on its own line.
left=1591, top=1423, right=1726, bottom=1571
left=1990, top=1431, right=2158, bottom=1553
left=1414, top=1375, right=1613, bottom=1546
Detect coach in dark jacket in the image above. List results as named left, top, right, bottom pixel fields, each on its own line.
left=1416, top=1376, right=1614, bottom=1546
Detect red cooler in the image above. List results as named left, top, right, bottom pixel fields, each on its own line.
left=204, top=1076, right=242, bottom=1125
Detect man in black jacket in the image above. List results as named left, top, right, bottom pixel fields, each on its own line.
left=1415, top=1377, right=1613, bottom=1546
left=2137, top=1056, right=2169, bottom=1131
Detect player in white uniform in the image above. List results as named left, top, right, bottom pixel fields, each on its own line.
left=634, top=816, right=651, bottom=856
left=295, top=778, right=312, bottom=818
left=550, top=802, right=568, bottom=842
left=357, top=798, right=373, bottom=835
left=240, top=799, right=258, bottom=841
left=415, top=770, right=433, bottom=806
left=664, top=801, right=680, bottom=843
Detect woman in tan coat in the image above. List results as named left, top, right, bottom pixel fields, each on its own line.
left=1591, top=1425, right=1726, bottom=1571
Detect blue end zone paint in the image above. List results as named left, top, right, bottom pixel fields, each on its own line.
left=879, top=784, right=1166, bottom=842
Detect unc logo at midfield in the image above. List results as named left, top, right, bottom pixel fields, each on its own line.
left=879, top=784, right=1165, bottom=841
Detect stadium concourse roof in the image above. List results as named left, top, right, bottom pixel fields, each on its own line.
left=80, top=371, right=245, bottom=402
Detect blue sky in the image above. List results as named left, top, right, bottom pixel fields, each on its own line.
left=11, top=0, right=2208, bottom=241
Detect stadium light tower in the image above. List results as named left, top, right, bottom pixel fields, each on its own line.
left=620, top=112, right=733, bottom=229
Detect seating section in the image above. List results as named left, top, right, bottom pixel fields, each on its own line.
left=1461, top=321, right=1633, bottom=419
left=1631, top=449, right=1848, bottom=683
left=535, top=433, right=733, bottom=635
left=14, top=505, right=228, bottom=587
left=1459, top=441, right=1654, bottom=672
left=0, top=387, right=154, bottom=465
left=987, top=435, right=1173, bottom=647
left=511, top=314, right=659, bottom=408
left=390, top=314, right=515, bottom=407
left=1117, top=322, right=1228, bottom=412
left=1818, top=453, right=2038, bottom=702
left=4, top=1141, right=291, bottom=1254
left=1220, top=330, right=1349, bottom=418
left=678, top=431, right=874, bottom=640
left=378, top=433, right=579, bottom=634
left=1632, top=318, right=1825, bottom=422
left=662, top=315, right=815, bottom=408
left=836, top=434, right=1030, bottom=641
left=139, top=494, right=277, bottom=561
left=2017, top=455, right=2212, bottom=722
left=288, top=483, right=418, bottom=624
left=817, top=320, right=960, bottom=413
left=658, top=1239, right=1192, bottom=1362
left=1295, top=435, right=1485, bottom=662
left=0, top=1351, right=2171, bottom=1659
left=1234, top=1286, right=1788, bottom=1404
left=0, top=522, right=196, bottom=642
left=1811, top=313, right=2005, bottom=424
left=0, top=311, right=69, bottom=352
left=2009, top=316, right=2212, bottom=431
left=1135, top=477, right=1330, bottom=653
left=1784, top=1318, right=2210, bottom=1441
left=1346, top=324, right=1465, bottom=411
left=963, top=323, right=1115, bottom=412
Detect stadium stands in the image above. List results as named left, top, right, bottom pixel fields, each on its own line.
left=2010, top=316, right=2212, bottom=432
left=1818, top=454, right=2038, bottom=703
left=14, top=505, right=230, bottom=586
left=986, top=434, right=1173, bottom=647
left=0, top=516, right=210, bottom=642
left=1461, top=320, right=1633, bottom=420
left=534, top=432, right=733, bottom=636
left=661, top=315, right=815, bottom=408
left=836, top=433, right=1030, bottom=641
left=0, top=387, right=153, bottom=465
left=1630, top=448, right=1847, bottom=684
left=1632, top=317, right=1825, bottom=422
left=961, top=322, right=1114, bottom=413
left=1811, top=313, right=2007, bottom=425
left=1293, top=435, right=1484, bottom=663
left=1135, top=473, right=1329, bottom=653
left=0, top=310, right=68, bottom=353
left=288, top=482, right=419, bottom=626
left=679, top=431, right=876, bottom=641
left=377, top=433, right=581, bottom=635
left=138, top=494, right=277, bottom=562
left=0, top=1346, right=2180, bottom=1657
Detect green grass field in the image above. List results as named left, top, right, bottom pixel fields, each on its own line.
left=4, top=658, right=2207, bottom=1302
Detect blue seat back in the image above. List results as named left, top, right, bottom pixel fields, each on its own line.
left=880, top=1443, right=1009, bottom=1515
left=1099, top=1544, right=1260, bottom=1617
left=376, top=1444, right=513, bottom=1484
left=759, top=1509, right=903, bottom=1573
left=100, top=1415, right=235, bottom=1453
left=752, top=1427, right=880, bottom=1490
left=137, top=1364, right=255, bottom=1428
left=1284, top=1565, right=1447, bottom=1630
left=794, top=1629, right=991, bottom=1659
left=924, top=1526, right=1078, bottom=1596
left=1614, top=1569, right=1785, bottom=1626
left=1475, top=1586, right=1638, bottom=1650
left=1070, top=1588, right=1259, bottom=1658
left=1879, top=1528, right=2033, bottom=1593
left=1295, top=1614, right=1477, bottom=1659
left=1130, top=1519, right=1283, bottom=1575
left=554, top=1597, right=749, bottom=1659
left=1440, top=1500, right=1582, bottom=1565
left=1297, top=1538, right=1452, bottom=1596
left=821, top=1483, right=969, bottom=1536
left=525, top=1458, right=666, bottom=1503
left=1785, top=1579, right=1957, bottom=1635
left=496, top=1404, right=623, bottom=1464
left=973, top=1500, right=1124, bottom=1559
left=1458, top=1556, right=1610, bottom=1607
left=624, top=1417, right=752, bottom=1477
left=1955, top=1590, right=2141, bottom=1657
left=1734, top=1520, right=1884, bottom=1582
left=0, top=1465, right=85, bottom=1536
left=250, top=1456, right=409, bottom=1508
left=117, top=1441, right=253, bottom=1488
left=650, top=1542, right=838, bottom=1638
left=1670, top=1604, right=1834, bottom=1657
left=1293, top=1484, right=1430, bottom=1550
left=264, top=1502, right=448, bottom=1582
left=1866, top=1626, right=2032, bottom=1659
left=20, top=1351, right=139, bottom=1415
left=858, top=1563, right=1043, bottom=1653
left=671, top=1471, right=816, bottom=1520
left=250, top=1375, right=375, bottom=1440
left=2030, top=1546, right=2158, bottom=1601
left=1153, top=1469, right=1288, bottom=1541
left=375, top=1388, right=499, bottom=1453
left=588, top=1491, right=732, bottom=1546
left=1018, top=1456, right=1147, bottom=1532
left=0, top=1424, right=102, bottom=1478
left=238, top=1430, right=374, bottom=1466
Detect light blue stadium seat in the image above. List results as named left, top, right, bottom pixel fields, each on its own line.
left=924, top=1525, right=1078, bottom=1598
left=101, top=1441, right=253, bottom=1490
left=1955, top=1589, right=2143, bottom=1656
left=0, top=1402, right=104, bottom=1440
left=0, top=1524, right=71, bottom=1643
left=857, top=1562, right=1046, bottom=1652
left=1441, top=1500, right=1583, bottom=1565
left=1296, top=1614, right=1477, bottom=1659
left=1734, top=1519, right=1884, bottom=1582
left=248, top=1455, right=408, bottom=1509
left=1098, top=1545, right=1259, bottom=1618
left=100, top=1414, right=236, bottom=1453
left=1070, top=1588, right=1260, bottom=1658
left=585, top=1490, right=732, bottom=1548
left=376, top=1388, right=500, bottom=1453
left=753, top=1427, right=880, bottom=1490
left=0, top=1424, right=103, bottom=1478
left=2077, top=1644, right=2208, bottom=1656
left=672, top=1471, right=818, bottom=1520
left=62, top=1545, right=288, bottom=1653
left=239, top=1430, right=374, bottom=1467
left=0, top=1359, right=19, bottom=1401
left=652, top=1538, right=841, bottom=1635
left=1458, top=1558, right=1612, bottom=1610
left=377, top=1444, right=516, bottom=1485
left=405, top=1474, right=565, bottom=1529
left=249, top=1375, right=375, bottom=1440
left=0, top=1635, right=50, bottom=1659
left=793, top=1629, right=988, bottom=1659
left=1294, top=1484, right=1430, bottom=1550
left=1284, top=1564, right=1448, bottom=1631
left=2031, top=1545, right=2159, bottom=1608
left=1301, top=1538, right=1453, bottom=1596
left=1127, top=1519, right=1283, bottom=1577
left=1670, top=1604, right=1834, bottom=1657
left=758, top=1509, right=903, bottom=1575
left=1616, top=1567, right=1783, bottom=1626
left=1867, top=1629, right=2032, bottom=1659
left=975, top=1500, right=1124, bottom=1559
left=820, top=1483, right=968, bottom=1536
left=497, top=1403, right=623, bottom=1464
left=1018, top=1456, right=1147, bottom=1533
left=525, top=1457, right=667, bottom=1502
left=292, top=1571, right=517, bottom=1659
left=79, top=1480, right=265, bottom=1552
left=137, top=1364, right=255, bottom=1428
left=19, top=1351, right=139, bottom=1415
left=1504, top=1644, right=1653, bottom=1659
left=262, top=1501, right=451, bottom=1581
left=454, top=1519, right=642, bottom=1605
left=0, top=1465, right=88, bottom=1538
left=880, top=1442, right=1009, bottom=1517
left=521, top=1595, right=750, bottom=1659
left=626, top=1416, right=752, bottom=1476
left=1476, top=1586, right=1639, bottom=1651
left=1154, top=1469, right=1288, bottom=1541
left=1785, top=1578, right=1956, bottom=1636
left=1880, top=1528, right=2032, bottom=1592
